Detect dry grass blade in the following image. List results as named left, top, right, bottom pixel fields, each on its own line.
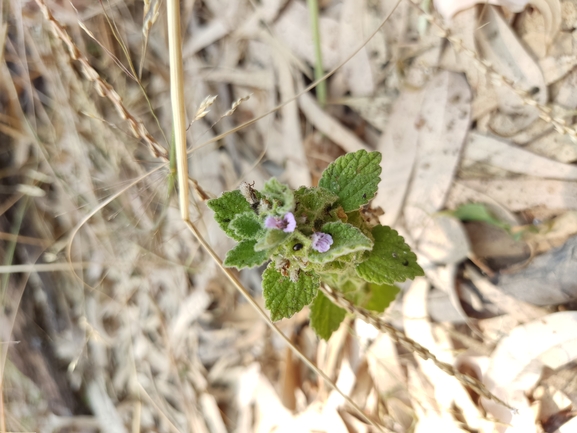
left=0, top=263, right=91, bottom=273
left=140, top=0, right=161, bottom=77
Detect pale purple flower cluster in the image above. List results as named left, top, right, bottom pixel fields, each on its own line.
left=311, top=232, right=333, bottom=253
left=265, top=212, right=296, bottom=233
left=265, top=212, right=333, bottom=253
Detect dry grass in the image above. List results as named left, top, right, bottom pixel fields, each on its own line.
left=2, top=0, right=577, bottom=432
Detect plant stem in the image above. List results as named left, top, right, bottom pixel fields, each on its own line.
left=167, top=127, right=177, bottom=196
left=167, top=0, right=189, bottom=220
left=307, top=0, right=327, bottom=107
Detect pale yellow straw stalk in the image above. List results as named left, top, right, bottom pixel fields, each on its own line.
left=167, top=0, right=189, bottom=221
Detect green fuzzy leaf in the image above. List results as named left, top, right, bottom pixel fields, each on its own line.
left=262, top=178, right=294, bottom=213
left=262, top=263, right=319, bottom=321
left=309, top=292, right=346, bottom=340
left=309, top=222, right=373, bottom=264
left=207, top=190, right=253, bottom=241
left=254, top=229, right=290, bottom=252
left=223, top=240, right=269, bottom=269
left=293, top=186, right=339, bottom=229
left=356, top=225, right=424, bottom=284
left=345, top=210, right=374, bottom=239
left=364, top=283, right=400, bottom=312
left=322, top=273, right=366, bottom=294
left=318, top=150, right=382, bottom=212
left=229, top=212, right=264, bottom=240
left=451, top=203, right=511, bottom=231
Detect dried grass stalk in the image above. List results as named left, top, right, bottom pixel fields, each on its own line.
left=166, top=0, right=189, bottom=221
left=34, top=0, right=168, bottom=160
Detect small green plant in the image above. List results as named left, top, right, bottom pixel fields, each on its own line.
left=208, top=150, right=424, bottom=339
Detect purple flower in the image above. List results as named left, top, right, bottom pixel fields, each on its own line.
left=311, top=232, right=333, bottom=253
left=264, top=212, right=296, bottom=233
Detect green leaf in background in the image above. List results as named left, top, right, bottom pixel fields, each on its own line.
left=450, top=202, right=511, bottom=231
left=308, top=222, right=373, bottom=264
left=207, top=190, right=253, bottom=241
left=449, top=202, right=535, bottom=241
left=229, top=212, right=263, bottom=240
left=364, top=283, right=400, bottom=312
left=309, top=291, right=347, bottom=340
left=223, top=240, right=269, bottom=269
left=318, top=150, right=382, bottom=212
left=262, top=263, right=319, bottom=321
left=262, top=178, right=294, bottom=213
left=356, top=225, right=424, bottom=284
left=293, top=186, right=339, bottom=229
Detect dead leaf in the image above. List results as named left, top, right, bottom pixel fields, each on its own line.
left=556, top=66, right=577, bottom=109
left=535, top=385, right=572, bottom=424
left=464, top=221, right=530, bottom=269
left=539, top=54, right=577, bottom=84
left=403, top=278, right=485, bottom=430
left=524, top=211, right=577, bottom=254
left=86, top=377, right=128, bottom=433
left=366, top=333, right=407, bottom=400
left=417, top=216, right=471, bottom=264
left=169, top=289, right=211, bottom=353
left=236, top=363, right=260, bottom=432
left=433, top=0, right=528, bottom=20
left=254, top=373, right=295, bottom=433
left=495, top=235, right=577, bottom=305
left=338, top=0, right=374, bottom=96
left=465, top=265, right=547, bottom=322
left=183, top=0, right=243, bottom=56
left=476, top=6, right=547, bottom=135
left=273, top=1, right=340, bottom=70
left=479, top=314, right=523, bottom=341
left=425, top=263, right=477, bottom=326
left=272, top=49, right=312, bottom=188
left=200, top=393, right=227, bottom=433
left=530, top=0, right=562, bottom=45
left=403, top=70, right=472, bottom=240
left=524, top=130, right=577, bottom=164
left=440, top=7, right=497, bottom=117
left=517, top=0, right=562, bottom=56
left=555, top=415, right=577, bottom=432
left=298, top=90, right=371, bottom=153
left=483, top=312, right=577, bottom=431
left=375, top=87, right=425, bottom=226
left=463, top=132, right=577, bottom=180
left=413, top=416, right=470, bottom=433
left=456, top=178, right=577, bottom=211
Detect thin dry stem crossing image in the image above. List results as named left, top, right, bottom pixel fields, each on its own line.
left=2, top=0, right=577, bottom=432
